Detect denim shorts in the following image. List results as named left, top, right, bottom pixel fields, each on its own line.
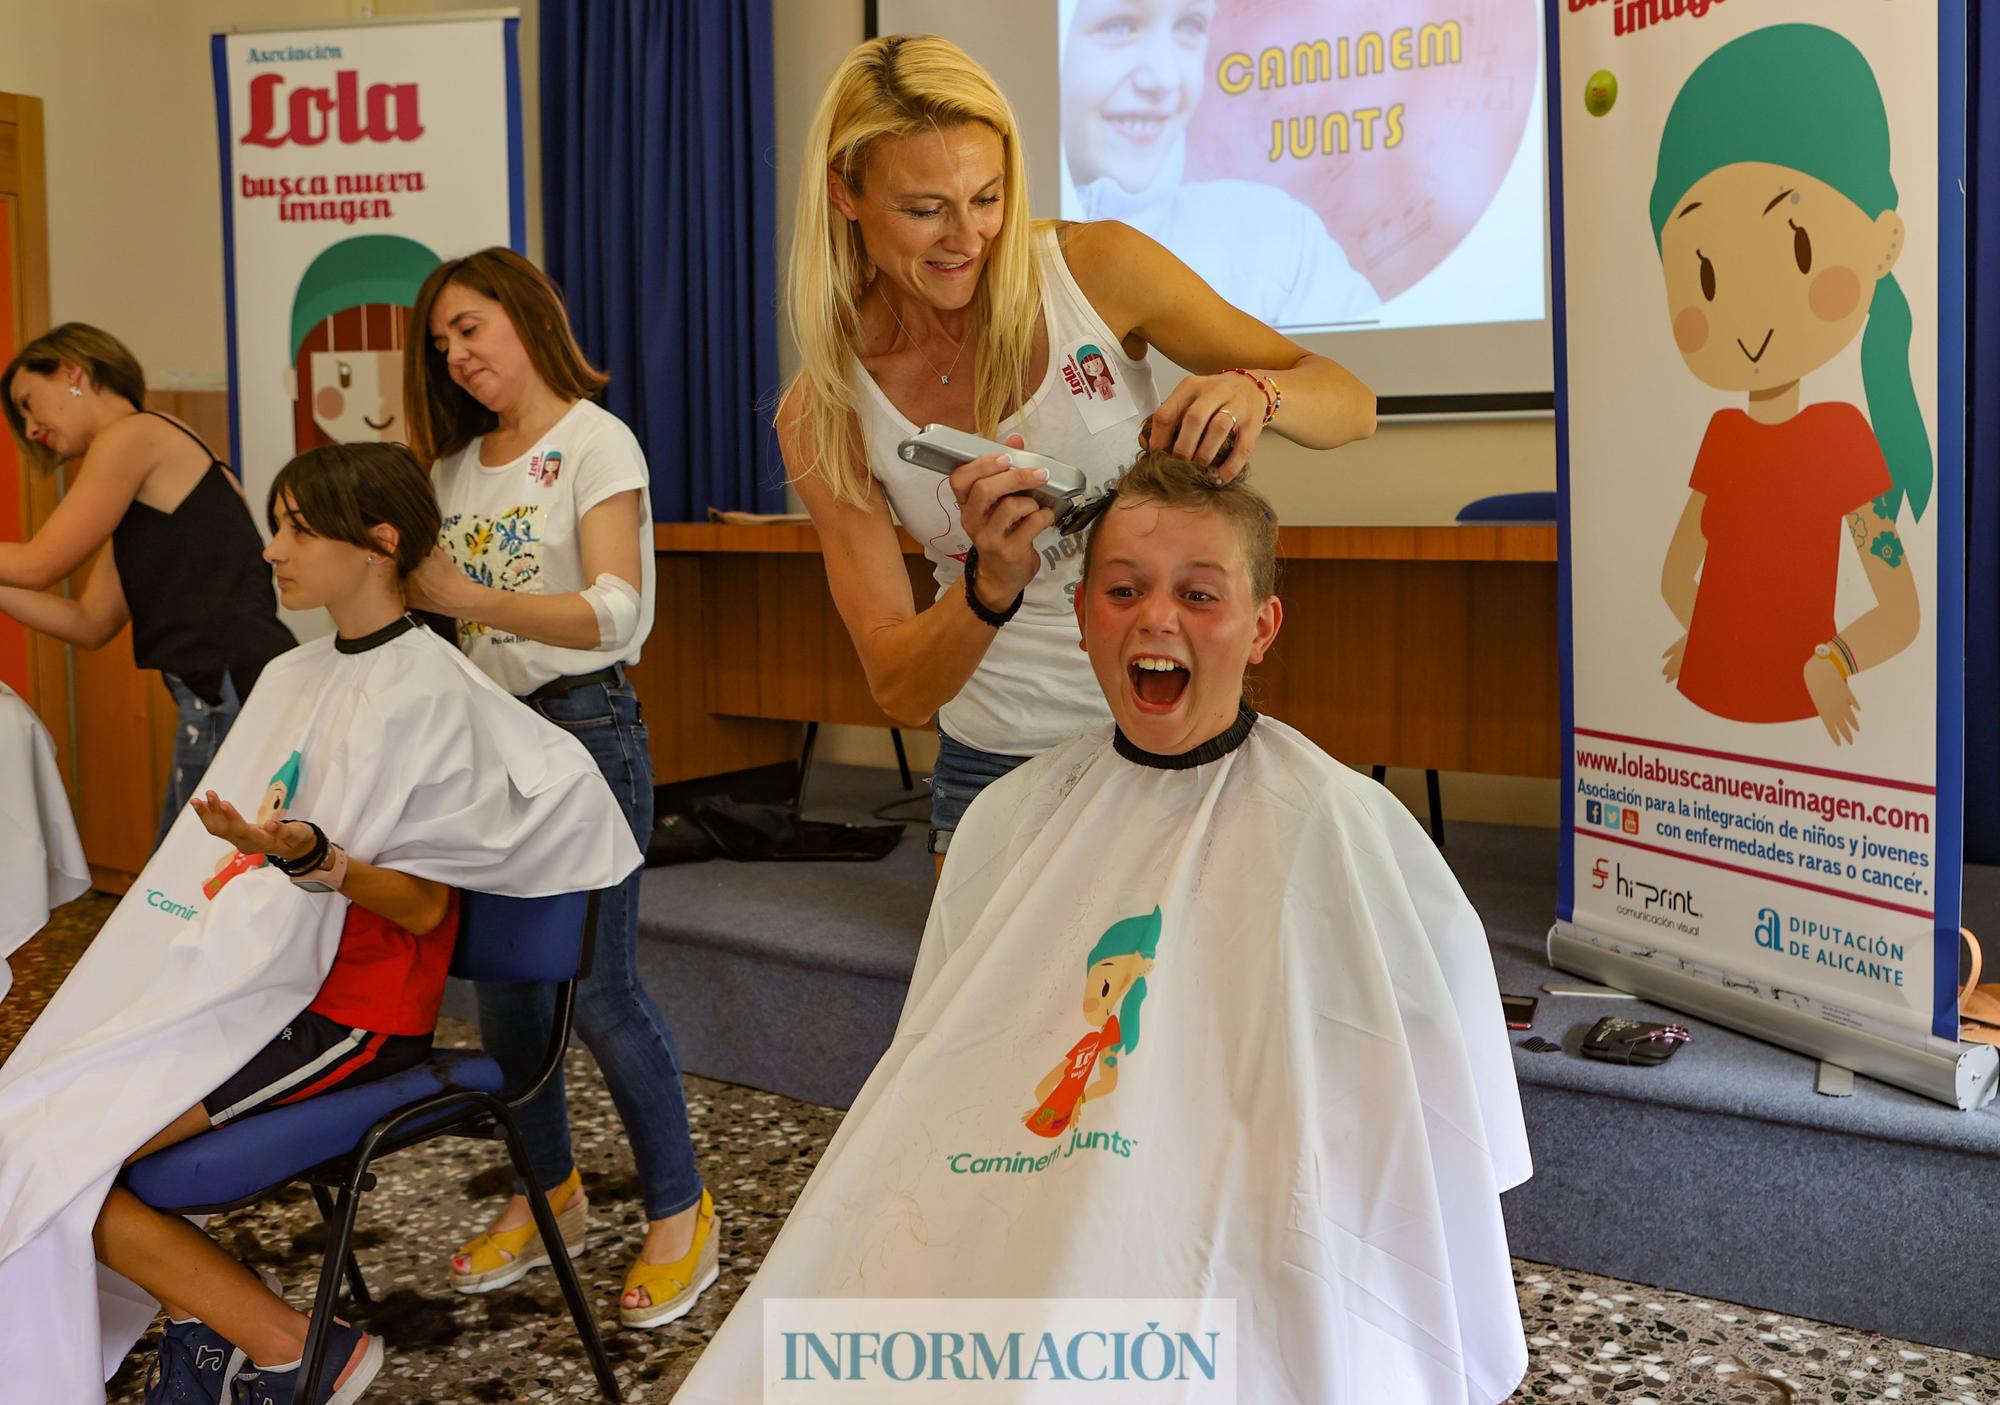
left=929, top=728, right=1033, bottom=855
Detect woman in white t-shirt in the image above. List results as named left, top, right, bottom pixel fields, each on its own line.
left=402, top=247, right=715, bottom=1332
left=784, top=35, right=1377, bottom=868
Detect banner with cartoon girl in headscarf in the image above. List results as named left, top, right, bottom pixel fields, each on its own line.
left=213, top=15, right=523, bottom=540
left=1554, top=4, right=1966, bottom=1051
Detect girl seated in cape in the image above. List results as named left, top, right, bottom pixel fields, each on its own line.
left=672, top=452, right=1532, bottom=1405
left=89, top=443, right=467, bottom=1405
left=0, top=441, right=640, bottom=1405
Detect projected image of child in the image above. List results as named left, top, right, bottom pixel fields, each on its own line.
left=1061, top=0, right=1381, bottom=329
left=1652, top=25, right=1925, bottom=748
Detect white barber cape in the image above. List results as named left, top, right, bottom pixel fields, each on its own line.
left=0, top=683, right=89, bottom=1005
left=675, top=711, right=1531, bottom=1405
left=0, top=622, right=643, bottom=1403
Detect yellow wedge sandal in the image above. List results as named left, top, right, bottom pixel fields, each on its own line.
left=620, top=1188, right=719, bottom=1330
left=450, top=1167, right=588, bottom=1294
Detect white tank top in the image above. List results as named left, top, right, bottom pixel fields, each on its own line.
left=852, top=225, right=1159, bottom=755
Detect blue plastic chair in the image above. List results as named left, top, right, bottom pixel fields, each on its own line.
left=1455, top=490, right=1558, bottom=524
left=125, top=890, right=619, bottom=1403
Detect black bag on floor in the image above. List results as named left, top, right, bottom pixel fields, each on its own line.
left=646, top=813, right=721, bottom=867
left=689, top=796, right=903, bottom=862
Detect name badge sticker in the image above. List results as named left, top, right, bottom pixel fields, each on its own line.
left=1064, top=341, right=1135, bottom=435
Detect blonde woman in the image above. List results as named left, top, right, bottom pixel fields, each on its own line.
left=781, top=34, right=1374, bottom=863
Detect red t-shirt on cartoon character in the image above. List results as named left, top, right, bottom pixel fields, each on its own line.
left=1024, top=1015, right=1120, bottom=1140
left=1677, top=404, right=1892, bottom=724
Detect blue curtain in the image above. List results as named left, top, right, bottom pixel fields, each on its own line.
left=1969, top=7, right=1999, bottom=861
left=541, top=0, right=784, bottom=520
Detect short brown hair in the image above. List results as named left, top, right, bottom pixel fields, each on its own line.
left=267, top=442, right=441, bottom=578
left=1082, top=451, right=1280, bottom=600
left=3, top=323, right=147, bottom=473
left=403, top=247, right=608, bottom=464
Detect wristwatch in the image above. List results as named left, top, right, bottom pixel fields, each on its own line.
left=291, top=843, right=348, bottom=895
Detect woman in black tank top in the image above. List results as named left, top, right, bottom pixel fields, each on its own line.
left=0, top=324, right=295, bottom=845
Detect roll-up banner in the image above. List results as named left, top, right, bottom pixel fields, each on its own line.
left=1550, top=1, right=1978, bottom=1104
left=211, top=13, right=524, bottom=532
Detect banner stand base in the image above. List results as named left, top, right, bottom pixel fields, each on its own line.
left=1548, top=925, right=1998, bottom=1111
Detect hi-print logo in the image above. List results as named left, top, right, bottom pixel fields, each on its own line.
left=528, top=448, right=564, bottom=488
left=1061, top=341, right=1135, bottom=435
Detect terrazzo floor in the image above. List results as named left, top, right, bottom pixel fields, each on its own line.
left=6, top=894, right=1995, bottom=1405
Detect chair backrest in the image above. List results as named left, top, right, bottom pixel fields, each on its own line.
left=451, top=890, right=596, bottom=984
left=1455, top=491, right=1559, bottom=523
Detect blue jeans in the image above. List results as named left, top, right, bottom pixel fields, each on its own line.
left=475, top=671, right=703, bottom=1222
left=928, top=727, right=1032, bottom=855
left=159, top=674, right=243, bottom=848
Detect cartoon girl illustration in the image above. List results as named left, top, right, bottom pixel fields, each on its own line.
left=1652, top=25, right=1927, bottom=746
left=1024, top=907, right=1160, bottom=1138
left=1077, top=345, right=1118, bottom=401
left=284, top=234, right=439, bottom=453
left=201, top=751, right=301, bottom=900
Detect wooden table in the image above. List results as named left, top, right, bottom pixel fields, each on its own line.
left=635, top=521, right=1560, bottom=784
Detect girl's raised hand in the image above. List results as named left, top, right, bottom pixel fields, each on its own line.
left=190, top=791, right=298, bottom=857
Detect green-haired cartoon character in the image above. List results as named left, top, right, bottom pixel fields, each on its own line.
left=1653, top=25, right=1926, bottom=747
left=201, top=750, right=302, bottom=900
left=1024, top=907, right=1161, bottom=1139
left=285, top=234, right=438, bottom=453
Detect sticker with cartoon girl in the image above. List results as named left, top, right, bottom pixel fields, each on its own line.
left=1076, top=343, right=1118, bottom=402
left=1024, top=907, right=1160, bottom=1138
left=201, top=751, right=301, bottom=900
left=285, top=234, right=440, bottom=453
left=1652, top=25, right=1927, bottom=746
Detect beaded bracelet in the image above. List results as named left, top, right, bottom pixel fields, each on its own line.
left=1221, top=367, right=1280, bottom=426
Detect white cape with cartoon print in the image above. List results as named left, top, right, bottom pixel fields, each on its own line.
left=675, top=716, right=1532, bottom=1405
left=0, top=683, right=89, bottom=1006
left=0, top=625, right=642, bottom=1404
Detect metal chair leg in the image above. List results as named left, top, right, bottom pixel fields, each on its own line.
left=1426, top=768, right=1445, bottom=846
left=793, top=722, right=819, bottom=813
left=1371, top=764, right=1386, bottom=783
left=497, top=1111, right=622, bottom=1402
left=891, top=728, right=913, bottom=792
left=312, top=1182, right=374, bottom=1308
left=297, top=1178, right=365, bottom=1403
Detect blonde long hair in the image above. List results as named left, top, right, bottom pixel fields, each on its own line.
left=787, top=34, right=1044, bottom=508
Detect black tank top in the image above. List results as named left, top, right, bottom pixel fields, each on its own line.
left=109, top=413, right=295, bottom=705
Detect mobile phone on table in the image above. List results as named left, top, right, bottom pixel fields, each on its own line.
left=896, top=424, right=1109, bottom=535
left=1501, top=994, right=1539, bottom=1031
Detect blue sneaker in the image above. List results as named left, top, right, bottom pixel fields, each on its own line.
left=229, top=1324, right=382, bottom=1405
left=145, top=1317, right=243, bottom=1403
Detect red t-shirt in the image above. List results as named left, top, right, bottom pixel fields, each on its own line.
left=307, top=889, right=460, bottom=1036
left=1025, top=1015, right=1120, bottom=1140
left=1677, top=403, right=1892, bottom=723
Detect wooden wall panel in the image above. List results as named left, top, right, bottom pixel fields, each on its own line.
left=644, top=533, right=1560, bottom=783
left=627, top=553, right=801, bottom=785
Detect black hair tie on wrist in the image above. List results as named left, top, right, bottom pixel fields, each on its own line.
left=268, top=820, right=330, bottom=877
left=962, top=547, right=1024, bottom=628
